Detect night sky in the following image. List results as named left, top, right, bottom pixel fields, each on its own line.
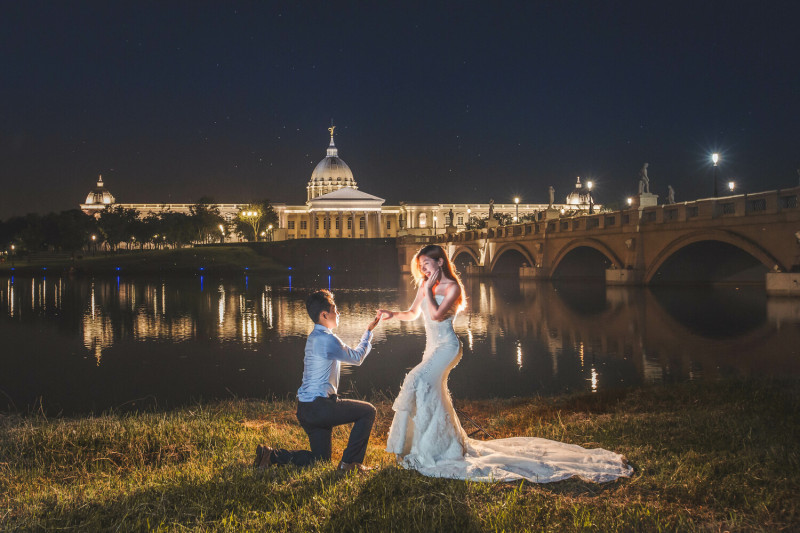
left=1, top=1, right=798, bottom=218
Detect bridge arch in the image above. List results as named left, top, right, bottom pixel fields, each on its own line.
left=487, top=243, right=536, bottom=273
left=645, top=229, right=784, bottom=284
left=451, top=245, right=481, bottom=272
left=549, top=238, right=624, bottom=274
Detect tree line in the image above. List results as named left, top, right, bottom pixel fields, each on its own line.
left=0, top=198, right=278, bottom=255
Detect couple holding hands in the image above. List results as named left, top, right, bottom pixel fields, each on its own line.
left=255, top=244, right=632, bottom=483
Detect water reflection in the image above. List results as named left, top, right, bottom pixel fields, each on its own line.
left=0, top=274, right=799, bottom=415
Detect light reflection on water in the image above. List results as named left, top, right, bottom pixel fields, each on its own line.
left=0, top=274, right=799, bottom=415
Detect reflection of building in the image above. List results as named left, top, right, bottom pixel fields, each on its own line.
left=80, top=127, right=581, bottom=239
left=83, top=282, right=114, bottom=365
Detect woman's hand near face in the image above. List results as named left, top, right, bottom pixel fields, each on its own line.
left=425, top=268, right=440, bottom=291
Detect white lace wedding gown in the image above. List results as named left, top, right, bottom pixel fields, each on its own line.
left=386, top=295, right=633, bottom=483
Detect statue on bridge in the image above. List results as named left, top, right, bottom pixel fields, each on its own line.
left=448, top=208, right=455, bottom=227
left=488, top=199, right=494, bottom=219
left=667, top=185, right=675, bottom=204
left=548, top=186, right=555, bottom=207
left=638, top=163, right=651, bottom=194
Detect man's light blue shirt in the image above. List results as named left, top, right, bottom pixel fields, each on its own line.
left=297, top=324, right=373, bottom=402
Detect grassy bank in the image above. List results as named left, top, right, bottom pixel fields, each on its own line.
left=1, top=380, right=798, bottom=531
left=0, top=246, right=285, bottom=276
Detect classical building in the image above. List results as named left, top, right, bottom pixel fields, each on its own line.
left=80, top=127, right=582, bottom=240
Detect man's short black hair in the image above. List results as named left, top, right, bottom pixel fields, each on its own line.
left=306, top=289, right=335, bottom=324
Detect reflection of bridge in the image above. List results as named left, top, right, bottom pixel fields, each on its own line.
left=397, top=187, right=800, bottom=290
left=463, top=280, right=800, bottom=383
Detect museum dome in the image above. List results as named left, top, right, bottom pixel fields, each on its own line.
left=307, top=127, right=357, bottom=201
left=84, top=175, right=116, bottom=206
left=565, top=176, right=593, bottom=209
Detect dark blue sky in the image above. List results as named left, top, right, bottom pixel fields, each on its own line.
left=1, top=1, right=798, bottom=217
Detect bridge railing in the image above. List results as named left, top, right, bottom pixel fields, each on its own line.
left=396, top=187, right=799, bottom=244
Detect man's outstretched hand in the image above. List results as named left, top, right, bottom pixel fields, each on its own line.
left=367, top=310, right=383, bottom=331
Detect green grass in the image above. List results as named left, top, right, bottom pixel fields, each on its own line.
left=0, top=246, right=285, bottom=275
left=2, top=380, right=799, bottom=531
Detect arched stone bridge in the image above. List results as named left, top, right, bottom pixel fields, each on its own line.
left=397, top=187, right=800, bottom=289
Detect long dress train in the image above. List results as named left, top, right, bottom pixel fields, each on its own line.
left=385, top=295, right=633, bottom=483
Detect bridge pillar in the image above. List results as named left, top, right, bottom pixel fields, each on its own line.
left=605, top=268, right=644, bottom=285
left=766, top=272, right=800, bottom=296
left=520, top=266, right=548, bottom=279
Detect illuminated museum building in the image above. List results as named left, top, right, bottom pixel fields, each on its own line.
left=81, top=129, right=576, bottom=240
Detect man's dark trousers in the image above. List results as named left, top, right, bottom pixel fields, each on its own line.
left=271, top=394, right=376, bottom=466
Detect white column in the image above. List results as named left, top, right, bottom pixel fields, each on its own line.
left=376, top=210, right=382, bottom=238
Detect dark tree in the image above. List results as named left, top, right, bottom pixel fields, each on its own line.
left=97, top=206, right=140, bottom=251
left=190, top=197, right=225, bottom=244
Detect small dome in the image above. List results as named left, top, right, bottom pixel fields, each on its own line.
left=307, top=127, right=357, bottom=201
left=565, top=177, right=592, bottom=207
left=84, top=175, right=115, bottom=205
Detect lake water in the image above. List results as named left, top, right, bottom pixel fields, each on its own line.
left=1, top=273, right=799, bottom=415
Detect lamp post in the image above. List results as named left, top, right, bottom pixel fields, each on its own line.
left=10, top=244, right=15, bottom=267
left=712, top=153, right=720, bottom=197
left=587, top=181, right=594, bottom=214
left=626, top=197, right=633, bottom=207
left=728, top=181, right=736, bottom=194
left=467, top=208, right=471, bottom=227
left=239, top=209, right=262, bottom=242
left=91, top=234, right=97, bottom=256
left=219, top=224, right=225, bottom=243
left=433, top=215, right=437, bottom=234
left=267, top=224, right=273, bottom=242
left=514, top=197, right=520, bottom=223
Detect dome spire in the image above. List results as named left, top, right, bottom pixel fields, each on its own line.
left=326, top=123, right=338, bottom=157
left=97, top=174, right=104, bottom=187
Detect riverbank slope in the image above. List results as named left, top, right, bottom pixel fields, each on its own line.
left=0, top=239, right=399, bottom=277
left=2, top=379, right=798, bottom=531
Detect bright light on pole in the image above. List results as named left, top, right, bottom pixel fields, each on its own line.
left=514, top=197, right=520, bottom=222
left=268, top=224, right=273, bottom=242
left=627, top=197, right=633, bottom=207
left=587, top=181, right=594, bottom=213
left=712, top=153, right=720, bottom=197
left=728, top=181, right=735, bottom=193
left=433, top=215, right=437, bottom=233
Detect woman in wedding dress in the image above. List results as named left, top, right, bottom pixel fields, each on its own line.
left=379, top=244, right=632, bottom=483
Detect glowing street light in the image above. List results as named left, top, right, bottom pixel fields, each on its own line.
left=433, top=215, right=438, bottom=234
left=9, top=243, right=15, bottom=267
left=239, top=208, right=263, bottom=242
left=91, top=234, right=97, bottom=256
left=712, top=153, right=720, bottom=197
left=514, top=197, right=520, bottom=222
left=267, top=224, right=274, bottom=242
left=728, top=181, right=736, bottom=193
left=626, top=197, right=633, bottom=207
left=587, top=181, right=594, bottom=214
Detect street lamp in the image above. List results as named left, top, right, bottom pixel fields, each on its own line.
left=587, top=181, right=594, bottom=214
left=433, top=215, right=438, bottom=234
left=91, top=234, right=97, bottom=256
left=626, top=197, right=633, bottom=207
left=712, top=153, right=720, bottom=197
left=10, top=244, right=15, bottom=267
left=267, top=224, right=274, bottom=242
left=514, top=197, right=520, bottom=222
left=219, top=224, right=225, bottom=243
left=728, top=181, right=736, bottom=193
left=239, top=209, right=262, bottom=242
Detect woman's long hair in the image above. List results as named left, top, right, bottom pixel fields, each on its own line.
left=411, top=244, right=466, bottom=312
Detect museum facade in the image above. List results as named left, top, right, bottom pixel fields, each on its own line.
left=81, top=128, right=580, bottom=240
